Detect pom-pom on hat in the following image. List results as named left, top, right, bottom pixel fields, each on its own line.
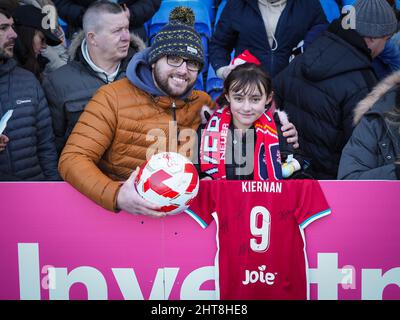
left=148, top=6, right=204, bottom=68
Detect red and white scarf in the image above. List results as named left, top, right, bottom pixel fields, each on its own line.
left=200, top=106, right=282, bottom=180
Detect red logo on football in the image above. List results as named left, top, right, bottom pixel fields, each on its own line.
left=135, top=152, right=199, bottom=215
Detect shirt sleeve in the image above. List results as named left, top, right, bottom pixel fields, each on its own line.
left=185, top=180, right=217, bottom=228
left=294, top=180, right=331, bottom=229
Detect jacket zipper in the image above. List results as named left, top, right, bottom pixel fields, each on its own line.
left=171, top=101, right=179, bottom=152
left=172, top=101, right=177, bottom=123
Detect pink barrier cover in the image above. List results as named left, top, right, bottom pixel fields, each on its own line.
left=0, top=181, right=399, bottom=300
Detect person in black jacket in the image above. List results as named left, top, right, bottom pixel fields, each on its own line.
left=53, top=0, right=161, bottom=42
left=0, top=8, right=59, bottom=181
left=272, top=0, right=398, bottom=179
left=209, top=0, right=327, bottom=79
left=42, top=1, right=146, bottom=156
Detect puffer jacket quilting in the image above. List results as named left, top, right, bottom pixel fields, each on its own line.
left=59, top=78, right=214, bottom=211
left=0, top=59, right=59, bottom=180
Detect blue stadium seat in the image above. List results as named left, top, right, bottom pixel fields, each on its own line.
left=58, top=17, right=68, bottom=37
left=156, top=0, right=215, bottom=24
left=149, top=1, right=212, bottom=40
left=319, top=0, right=340, bottom=23
left=202, top=0, right=216, bottom=24
left=341, top=0, right=355, bottom=5
left=206, top=64, right=223, bottom=101
left=148, top=0, right=212, bottom=72
left=195, top=72, right=204, bottom=91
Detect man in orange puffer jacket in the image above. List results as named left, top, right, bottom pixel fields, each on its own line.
left=59, top=7, right=214, bottom=216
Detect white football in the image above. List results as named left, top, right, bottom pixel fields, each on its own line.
left=135, top=152, right=200, bottom=215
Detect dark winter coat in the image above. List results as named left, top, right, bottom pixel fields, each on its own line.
left=0, top=59, right=59, bottom=181
left=209, top=0, right=327, bottom=77
left=42, top=31, right=146, bottom=155
left=338, top=71, right=400, bottom=180
left=273, top=20, right=377, bottom=179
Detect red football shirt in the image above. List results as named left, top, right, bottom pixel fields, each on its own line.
left=187, top=180, right=331, bottom=300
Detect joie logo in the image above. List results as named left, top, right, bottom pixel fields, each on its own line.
left=242, top=265, right=277, bottom=286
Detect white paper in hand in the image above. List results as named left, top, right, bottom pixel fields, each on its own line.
left=0, top=110, right=13, bottom=135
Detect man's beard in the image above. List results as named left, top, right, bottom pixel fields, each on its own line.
left=0, top=43, right=14, bottom=61
left=153, top=65, right=195, bottom=98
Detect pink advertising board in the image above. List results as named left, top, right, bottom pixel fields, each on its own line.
left=0, top=181, right=399, bottom=300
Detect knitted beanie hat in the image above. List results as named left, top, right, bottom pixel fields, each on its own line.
left=148, top=7, right=204, bottom=67
left=354, top=0, right=397, bottom=38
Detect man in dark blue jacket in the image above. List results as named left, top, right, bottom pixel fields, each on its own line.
left=210, top=0, right=327, bottom=78
left=273, top=0, right=398, bottom=179
left=0, top=8, right=59, bottom=181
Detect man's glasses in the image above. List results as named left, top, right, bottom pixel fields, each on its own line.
left=166, top=55, right=202, bottom=72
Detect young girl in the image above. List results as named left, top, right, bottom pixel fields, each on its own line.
left=198, top=62, right=306, bottom=180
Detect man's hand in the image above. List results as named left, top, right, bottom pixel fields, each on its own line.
left=281, top=122, right=299, bottom=149
left=0, top=134, right=9, bottom=152
left=116, top=168, right=165, bottom=217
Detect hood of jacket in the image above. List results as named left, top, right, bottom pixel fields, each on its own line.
left=301, top=20, right=372, bottom=82
left=126, top=48, right=164, bottom=97
left=67, top=30, right=146, bottom=61
left=353, top=71, right=400, bottom=125
left=126, top=47, right=195, bottom=99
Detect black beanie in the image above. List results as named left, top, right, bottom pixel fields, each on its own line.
left=148, top=6, right=204, bottom=68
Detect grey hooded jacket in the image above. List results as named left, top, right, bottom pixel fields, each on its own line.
left=338, top=71, right=400, bottom=180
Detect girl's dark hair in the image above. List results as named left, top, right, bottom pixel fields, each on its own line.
left=216, top=63, right=273, bottom=107
left=14, top=25, right=43, bottom=80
